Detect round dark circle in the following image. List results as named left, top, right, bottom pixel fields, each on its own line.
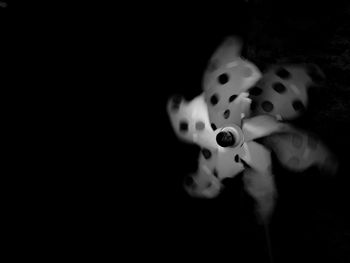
left=210, top=94, right=219, bottom=105
left=179, top=121, right=188, bottom=132
left=218, top=73, right=229, bottom=84
left=229, top=94, right=238, bottom=103
left=261, top=101, right=274, bottom=112
left=272, top=82, right=287, bottom=93
left=292, top=100, right=305, bottom=111
left=201, top=148, right=212, bottom=159
left=223, top=109, right=230, bottom=119
left=275, top=67, right=291, bottom=79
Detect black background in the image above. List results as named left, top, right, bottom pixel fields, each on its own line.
left=6, top=1, right=350, bottom=261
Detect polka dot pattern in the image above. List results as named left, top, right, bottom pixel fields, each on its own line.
left=179, top=121, right=188, bottom=132
left=218, top=73, right=229, bottom=84
left=229, top=94, right=237, bottom=103
left=210, top=94, right=219, bottom=105
left=292, top=100, right=305, bottom=112
left=171, top=95, right=182, bottom=111
left=223, top=109, right=230, bottom=119
left=262, top=101, right=274, bottom=112
left=275, top=67, right=291, bottom=79
left=195, top=121, right=205, bottom=131
left=184, top=175, right=194, bottom=187
left=272, top=82, right=287, bottom=93
left=201, top=148, right=212, bottom=159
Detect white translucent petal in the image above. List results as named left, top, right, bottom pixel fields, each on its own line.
left=216, top=147, right=245, bottom=179
left=263, top=131, right=339, bottom=175
left=185, top=162, right=222, bottom=199
left=243, top=168, right=276, bottom=223
left=242, top=141, right=271, bottom=173
left=241, top=141, right=276, bottom=223
left=242, top=115, right=291, bottom=142
left=167, top=93, right=219, bottom=150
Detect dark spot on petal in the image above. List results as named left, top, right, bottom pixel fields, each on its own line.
left=213, top=169, right=218, bottom=178
left=275, top=67, right=291, bottom=79
left=261, top=101, right=274, bottom=112
left=272, top=82, right=287, bottom=93
left=195, top=121, right=205, bottom=131
left=211, top=123, right=217, bottom=131
left=201, top=148, right=212, bottom=159
left=292, top=133, right=303, bottom=148
left=292, top=100, right=305, bottom=112
left=170, top=95, right=182, bottom=111
left=210, top=94, right=219, bottom=105
left=218, top=73, right=229, bottom=84
left=223, top=109, right=230, bottom=119
left=249, top=86, right=263, bottom=96
left=229, top=94, right=238, bottom=103
left=184, top=175, right=194, bottom=187
left=179, top=121, right=188, bottom=132
left=234, top=154, right=240, bottom=162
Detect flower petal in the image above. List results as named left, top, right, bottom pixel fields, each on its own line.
left=242, top=115, right=290, bottom=142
